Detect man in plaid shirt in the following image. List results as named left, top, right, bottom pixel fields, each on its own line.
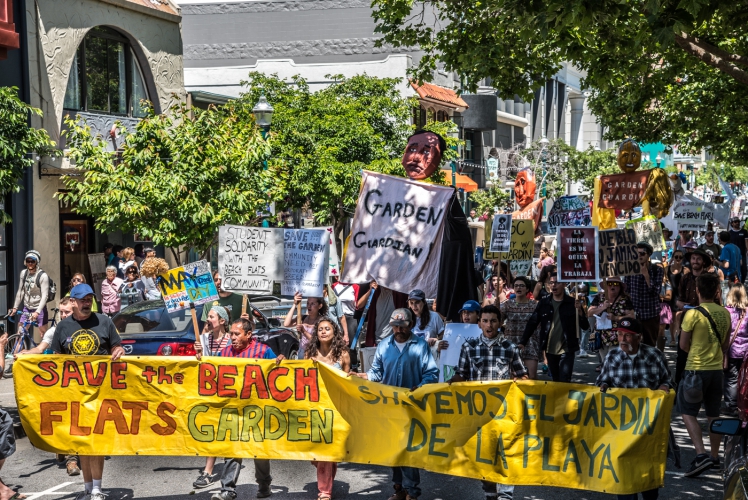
left=596, top=317, right=671, bottom=500
left=623, top=242, right=665, bottom=347
left=450, top=305, right=527, bottom=499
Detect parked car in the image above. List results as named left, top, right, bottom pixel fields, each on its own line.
left=112, top=298, right=300, bottom=359
left=710, top=358, right=748, bottom=499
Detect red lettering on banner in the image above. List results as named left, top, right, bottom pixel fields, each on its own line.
left=241, top=365, right=269, bottom=399
left=217, top=365, right=238, bottom=398
left=151, top=402, right=177, bottom=436
left=199, top=363, right=217, bottom=396
left=61, top=360, right=84, bottom=387
left=40, top=402, right=66, bottom=435
left=33, top=361, right=59, bottom=386
left=122, top=401, right=149, bottom=434
left=93, top=399, right=130, bottom=434
left=295, top=368, right=319, bottom=402
left=267, top=367, right=293, bottom=402
left=84, top=362, right=107, bottom=386
left=111, top=362, right=127, bottom=389
left=70, top=401, right=91, bottom=436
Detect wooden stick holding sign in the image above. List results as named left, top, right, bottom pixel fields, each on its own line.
left=297, top=300, right=302, bottom=327
left=191, top=302, right=203, bottom=360
left=241, top=294, right=248, bottom=317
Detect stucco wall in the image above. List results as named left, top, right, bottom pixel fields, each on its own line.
left=24, top=0, right=184, bottom=312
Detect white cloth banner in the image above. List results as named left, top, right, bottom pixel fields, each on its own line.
left=342, top=171, right=453, bottom=297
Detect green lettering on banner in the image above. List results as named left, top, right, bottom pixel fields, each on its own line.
left=564, top=390, right=587, bottom=424
left=563, top=440, right=582, bottom=473
left=476, top=427, right=493, bottom=464
left=599, top=444, right=620, bottom=482
left=287, top=409, right=310, bottom=442
left=310, top=409, right=334, bottom=444
left=542, top=437, right=561, bottom=471
left=264, top=406, right=287, bottom=440
left=524, top=394, right=540, bottom=421
left=407, top=418, right=427, bottom=452
left=584, top=395, right=600, bottom=427
left=241, top=405, right=264, bottom=442
left=217, top=407, right=240, bottom=442
left=188, top=405, right=214, bottom=442
left=539, top=394, right=555, bottom=421
left=581, top=440, right=605, bottom=477
left=619, top=396, right=637, bottom=432
left=523, top=434, right=541, bottom=468
left=428, top=423, right=450, bottom=458
left=456, top=391, right=473, bottom=415
left=600, top=393, right=619, bottom=429
left=435, top=391, right=454, bottom=414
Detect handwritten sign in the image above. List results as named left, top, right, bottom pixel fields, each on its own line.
left=548, top=196, right=591, bottom=233
left=182, top=260, right=219, bottom=307
left=342, top=171, right=453, bottom=297
left=625, top=215, right=665, bottom=252
left=598, top=228, right=640, bottom=278
left=510, top=260, right=532, bottom=277
left=282, top=229, right=330, bottom=297
left=489, top=214, right=512, bottom=253
left=598, top=171, right=650, bottom=209
left=673, top=200, right=714, bottom=231
left=557, top=227, right=598, bottom=282
left=218, top=225, right=284, bottom=294
left=484, top=219, right=534, bottom=261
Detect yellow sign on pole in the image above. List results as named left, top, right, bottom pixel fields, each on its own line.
left=15, top=356, right=672, bottom=495
left=483, top=219, right=534, bottom=261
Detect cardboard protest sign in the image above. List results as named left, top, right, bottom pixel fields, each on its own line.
left=438, top=323, right=482, bottom=382
left=218, top=225, right=284, bottom=293
left=342, top=171, right=453, bottom=297
left=489, top=214, right=512, bottom=253
left=598, top=171, right=650, bottom=209
left=282, top=229, right=330, bottom=297
left=510, top=260, right=532, bottom=277
left=557, top=227, right=598, bottom=282
left=598, top=228, right=640, bottom=278
left=182, top=260, right=219, bottom=307
left=87, top=253, right=107, bottom=297
left=548, top=196, right=591, bottom=233
left=483, top=219, right=534, bottom=261
left=625, top=215, right=666, bottom=253
left=16, top=355, right=674, bottom=495
left=673, top=199, right=714, bottom=231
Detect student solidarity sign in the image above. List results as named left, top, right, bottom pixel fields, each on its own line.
left=16, top=356, right=672, bottom=495
left=218, top=226, right=330, bottom=296
left=342, top=171, right=454, bottom=297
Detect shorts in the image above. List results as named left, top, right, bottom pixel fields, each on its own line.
left=677, top=369, right=723, bottom=417
left=20, top=306, right=48, bottom=326
left=0, top=409, right=16, bottom=460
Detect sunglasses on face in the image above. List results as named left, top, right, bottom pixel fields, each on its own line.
left=126, top=270, right=137, bottom=275
left=25, top=259, right=35, bottom=264
left=674, top=255, right=683, bottom=260
left=637, top=251, right=647, bottom=256
left=72, top=278, right=83, bottom=283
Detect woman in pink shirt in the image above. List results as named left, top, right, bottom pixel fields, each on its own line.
left=100, top=266, right=123, bottom=317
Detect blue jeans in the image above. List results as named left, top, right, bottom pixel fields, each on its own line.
left=392, top=467, right=421, bottom=498
left=618, top=489, right=658, bottom=500
left=546, top=351, right=575, bottom=383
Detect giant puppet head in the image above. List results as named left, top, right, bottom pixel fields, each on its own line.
left=514, top=168, right=537, bottom=209
left=617, top=138, right=642, bottom=173
left=402, top=130, right=445, bottom=180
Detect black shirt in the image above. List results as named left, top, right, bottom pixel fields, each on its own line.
left=730, top=228, right=748, bottom=256
left=51, top=313, right=122, bottom=355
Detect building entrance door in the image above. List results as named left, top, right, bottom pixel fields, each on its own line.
left=59, top=215, right=95, bottom=290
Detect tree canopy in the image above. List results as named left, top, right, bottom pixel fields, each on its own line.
left=239, top=73, right=459, bottom=254
left=60, top=101, right=270, bottom=265
left=372, top=0, right=748, bottom=164
left=0, top=86, right=57, bottom=223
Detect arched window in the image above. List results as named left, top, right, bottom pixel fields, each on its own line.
left=63, top=27, right=149, bottom=118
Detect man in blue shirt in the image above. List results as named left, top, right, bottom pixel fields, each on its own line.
left=719, top=230, right=742, bottom=282
left=351, top=308, right=438, bottom=500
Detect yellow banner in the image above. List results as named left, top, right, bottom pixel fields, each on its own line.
left=15, top=356, right=673, bottom=495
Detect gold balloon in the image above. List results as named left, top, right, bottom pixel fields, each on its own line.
left=617, top=139, right=641, bottom=173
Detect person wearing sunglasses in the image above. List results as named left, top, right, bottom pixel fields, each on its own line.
left=63, top=273, right=99, bottom=313
left=9, top=250, right=52, bottom=336
left=117, top=265, right=146, bottom=307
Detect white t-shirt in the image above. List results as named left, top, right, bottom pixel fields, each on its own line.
left=394, top=340, right=407, bottom=352
left=332, top=283, right=358, bottom=316
left=42, top=326, right=56, bottom=346
left=412, top=312, right=445, bottom=341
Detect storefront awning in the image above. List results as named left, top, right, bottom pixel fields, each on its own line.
left=411, top=81, right=469, bottom=111
left=442, top=169, right=478, bottom=192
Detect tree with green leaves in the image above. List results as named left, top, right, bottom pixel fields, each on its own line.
left=372, top=0, right=748, bottom=165
left=468, top=186, right=510, bottom=218
left=60, top=101, right=270, bottom=265
left=239, top=73, right=460, bottom=255
left=0, top=86, right=57, bottom=223
left=695, top=160, right=748, bottom=191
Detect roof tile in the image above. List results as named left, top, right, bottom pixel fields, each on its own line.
left=411, top=81, right=469, bottom=108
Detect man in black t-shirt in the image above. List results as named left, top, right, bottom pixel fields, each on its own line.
left=729, top=217, right=748, bottom=283
left=51, top=284, right=124, bottom=500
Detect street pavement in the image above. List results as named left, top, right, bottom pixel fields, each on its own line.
left=0, top=344, right=725, bottom=500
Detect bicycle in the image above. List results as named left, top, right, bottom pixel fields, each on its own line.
left=2, top=312, right=39, bottom=378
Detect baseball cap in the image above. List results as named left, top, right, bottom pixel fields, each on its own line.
left=389, top=308, right=412, bottom=327
left=408, top=289, right=426, bottom=301
left=70, top=283, right=95, bottom=299
left=612, top=317, right=642, bottom=337
left=459, top=300, right=481, bottom=314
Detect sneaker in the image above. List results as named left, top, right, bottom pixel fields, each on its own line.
left=90, top=492, right=107, bottom=500
left=193, top=471, right=217, bottom=489
left=66, top=460, right=81, bottom=476
left=578, top=350, right=589, bottom=358
left=74, top=492, right=89, bottom=500
left=256, top=484, right=272, bottom=498
left=211, top=492, right=235, bottom=500
left=684, top=453, right=714, bottom=477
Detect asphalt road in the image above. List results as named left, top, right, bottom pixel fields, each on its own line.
left=0, top=345, right=725, bottom=500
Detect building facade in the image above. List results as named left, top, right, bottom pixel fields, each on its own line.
left=0, top=0, right=184, bottom=320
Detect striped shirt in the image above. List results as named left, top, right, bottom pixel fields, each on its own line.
left=208, top=334, right=231, bottom=355
left=217, top=340, right=276, bottom=359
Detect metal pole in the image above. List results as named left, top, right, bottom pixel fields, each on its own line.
left=451, top=160, right=456, bottom=188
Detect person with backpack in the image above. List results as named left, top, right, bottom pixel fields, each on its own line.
left=9, top=250, right=56, bottom=336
